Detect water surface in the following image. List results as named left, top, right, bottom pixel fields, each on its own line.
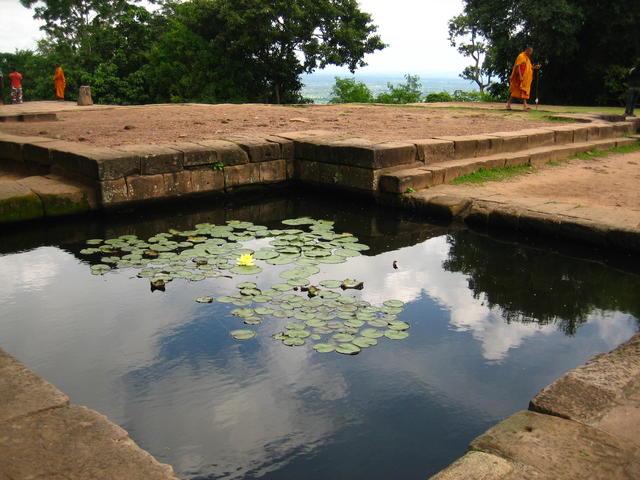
left=1, top=193, right=638, bottom=479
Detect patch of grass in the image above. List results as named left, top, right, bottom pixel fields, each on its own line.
left=547, top=161, right=562, bottom=166
left=569, top=149, right=607, bottom=161
left=610, top=142, right=640, bottom=154
left=451, top=165, right=534, bottom=185
left=404, top=187, right=416, bottom=194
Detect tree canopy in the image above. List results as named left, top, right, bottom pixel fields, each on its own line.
left=5, top=0, right=384, bottom=105
left=453, top=0, right=640, bottom=105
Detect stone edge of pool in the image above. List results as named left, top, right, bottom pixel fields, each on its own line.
left=1, top=332, right=638, bottom=479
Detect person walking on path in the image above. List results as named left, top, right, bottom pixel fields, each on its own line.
left=53, top=64, right=66, bottom=101
left=506, top=47, right=540, bottom=110
left=624, top=63, right=640, bottom=117
left=8, top=67, right=23, bottom=104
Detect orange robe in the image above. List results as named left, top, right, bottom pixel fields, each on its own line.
left=53, top=67, right=66, bottom=99
left=509, top=52, right=533, bottom=99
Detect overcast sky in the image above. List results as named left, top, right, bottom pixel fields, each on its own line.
left=0, top=0, right=469, bottom=75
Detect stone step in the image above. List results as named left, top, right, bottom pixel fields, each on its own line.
left=379, top=136, right=638, bottom=194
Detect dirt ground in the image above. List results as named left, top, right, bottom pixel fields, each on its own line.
left=445, top=151, right=640, bottom=211
left=1, top=101, right=638, bottom=211
left=0, top=103, right=552, bottom=146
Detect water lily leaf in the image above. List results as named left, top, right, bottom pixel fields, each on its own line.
left=367, top=319, right=390, bottom=328
left=253, top=249, right=279, bottom=260
left=361, top=328, right=385, bottom=339
left=295, top=258, right=320, bottom=266
left=384, top=330, right=409, bottom=340
left=336, top=343, right=361, bottom=355
left=340, top=279, right=361, bottom=289
left=282, top=217, right=316, bottom=226
left=344, top=319, right=365, bottom=328
left=231, top=299, right=252, bottom=306
left=344, top=243, right=370, bottom=251
left=283, top=337, right=305, bottom=346
left=320, top=290, right=340, bottom=299
left=388, top=321, right=410, bottom=331
left=196, top=296, right=213, bottom=303
left=333, top=333, right=355, bottom=343
left=86, top=239, right=104, bottom=245
left=319, top=280, right=342, bottom=288
left=337, top=296, right=357, bottom=304
left=286, top=321, right=306, bottom=330
left=353, top=337, right=378, bottom=348
left=294, top=312, right=315, bottom=321
left=252, top=295, right=273, bottom=303
left=243, top=317, right=262, bottom=325
left=187, top=273, right=206, bottom=281
left=231, top=308, right=255, bottom=317
left=287, top=278, right=310, bottom=287
left=280, top=266, right=321, bottom=279
left=271, top=283, right=292, bottom=292
left=382, top=307, right=404, bottom=315
left=272, top=310, right=288, bottom=318
left=310, top=334, right=322, bottom=341
left=317, top=255, right=347, bottom=264
left=338, top=305, right=358, bottom=313
left=314, top=326, right=334, bottom=334
left=313, top=343, right=336, bottom=353
left=266, top=255, right=298, bottom=265
left=230, top=329, right=255, bottom=340
left=80, top=248, right=101, bottom=255
left=273, top=332, right=287, bottom=340
left=218, top=295, right=237, bottom=303
left=230, top=265, right=263, bottom=275
left=286, top=329, right=310, bottom=339
left=334, top=249, right=362, bottom=258
left=90, top=264, right=111, bottom=275
left=255, top=307, right=275, bottom=315
left=305, top=318, right=327, bottom=328
left=240, top=288, right=262, bottom=297
left=384, top=300, right=405, bottom=309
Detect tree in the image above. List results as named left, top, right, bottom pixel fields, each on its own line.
left=375, top=74, right=422, bottom=104
left=455, top=0, right=640, bottom=105
left=448, top=14, right=493, bottom=93
left=329, top=77, right=373, bottom=103
left=151, top=0, right=385, bottom=104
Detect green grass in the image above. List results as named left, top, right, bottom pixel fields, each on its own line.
left=451, top=165, right=534, bottom=185
left=566, top=142, right=640, bottom=161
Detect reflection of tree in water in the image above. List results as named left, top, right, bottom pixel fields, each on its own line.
left=443, top=231, right=640, bottom=335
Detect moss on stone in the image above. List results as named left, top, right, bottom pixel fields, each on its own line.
left=0, top=192, right=44, bottom=223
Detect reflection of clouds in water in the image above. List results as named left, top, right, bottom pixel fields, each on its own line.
left=588, top=311, right=638, bottom=350
left=128, top=336, right=348, bottom=479
left=0, top=247, right=61, bottom=302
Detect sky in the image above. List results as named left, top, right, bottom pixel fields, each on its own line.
left=0, top=0, right=470, bottom=76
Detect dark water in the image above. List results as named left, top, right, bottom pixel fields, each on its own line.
left=1, top=192, right=638, bottom=480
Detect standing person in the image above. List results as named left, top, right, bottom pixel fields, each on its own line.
left=0, top=69, right=4, bottom=105
left=53, top=64, right=66, bottom=101
left=8, top=67, right=23, bottom=104
left=624, top=63, right=640, bottom=117
left=506, top=47, right=541, bottom=110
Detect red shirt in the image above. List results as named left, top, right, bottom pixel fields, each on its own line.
left=9, top=72, right=22, bottom=87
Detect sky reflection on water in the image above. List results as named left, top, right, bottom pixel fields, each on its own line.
left=0, top=196, right=638, bottom=480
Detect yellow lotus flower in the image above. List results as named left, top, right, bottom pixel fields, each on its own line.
left=236, top=253, right=255, bottom=267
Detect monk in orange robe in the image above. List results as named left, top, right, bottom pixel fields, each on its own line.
left=53, top=64, right=66, bottom=100
left=506, top=47, right=540, bottom=110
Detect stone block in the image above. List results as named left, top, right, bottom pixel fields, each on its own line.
left=118, top=144, right=183, bottom=175
left=286, top=158, right=295, bottom=179
left=520, top=128, right=555, bottom=148
left=161, top=170, right=191, bottom=196
left=224, top=135, right=281, bottom=162
left=188, top=168, right=224, bottom=193
left=0, top=180, right=44, bottom=222
left=329, top=139, right=417, bottom=169
left=589, top=139, right=617, bottom=151
left=295, top=137, right=335, bottom=162
left=489, top=132, right=529, bottom=153
left=195, top=139, right=250, bottom=167
left=127, top=174, right=167, bottom=201
left=317, top=162, right=380, bottom=191
left=22, top=140, right=72, bottom=167
left=423, top=164, right=448, bottom=186
left=0, top=405, right=179, bottom=480
left=470, top=410, right=640, bottom=479
left=18, top=175, right=97, bottom=216
left=0, top=348, right=69, bottom=423
left=379, top=168, right=434, bottom=194
left=100, top=178, right=129, bottom=205
left=434, top=135, right=478, bottom=159
left=528, top=147, right=556, bottom=167
left=427, top=451, right=523, bottom=480
left=411, top=139, right=455, bottom=163
left=615, top=137, right=639, bottom=148
left=297, top=160, right=321, bottom=183
left=166, top=142, right=219, bottom=168
left=259, top=159, right=287, bottom=183
left=425, top=195, right=471, bottom=220
left=611, top=121, right=634, bottom=136
left=550, top=126, right=575, bottom=144
left=476, top=154, right=508, bottom=170
left=571, top=126, right=590, bottom=143
left=503, top=152, right=530, bottom=167
left=0, top=134, right=58, bottom=162
left=224, top=162, right=260, bottom=189
left=265, top=135, right=294, bottom=160
left=594, top=124, right=615, bottom=139
left=49, top=144, right=140, bottom=181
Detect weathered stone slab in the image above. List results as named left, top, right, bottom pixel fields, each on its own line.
left=0, top=133, right=58, bottom=162
left=195, top=139, right=249, bottom=166
left=379, top=167, right=434, bottom=194
left=118, top=144, right=183, bottom=175
left=470, top=410, right=640, bottom=479
left=18, top=175, right=96, bottom=216
left=548, top=125, right=576, bottom=144
left=611, top=121, right=635, bottom=136
left=100, top=178, right=129, bottom=205
left=588, top=139, right=618, bottom=151
left=328, top=139, right=417, bottom=169
left=22, top=139, right=73, bottom=167
left=0, top=180, right=44, bottom=222
left=265, top=135, right=294, bottom=160
left=488, top=132, right=529, bottom=153
left=223, top=135, right=281, bottom=162
left=615, top=137, right=639, bottom=148
left=428, top=451, right=533, bottom=480
left=259, top=159, right=287, bottom=183
left=423, top=195, right=471, bottom=220
left=503, top=151, right=531, bottom=167
left=528, top=146, right=556, bottom=167
left=48, top=143, right=140, bottom=181
left=593, top=123, right=615, bottom=139
left=520, top=128, right=555, bottom=148
left=224, top=162, right=260, bottom=189
left=434, top=135, right=478, bottom=159
left=166, top=142, right=219, bottom=168
left=188, top=168, right=224, bottom=193
left=161, top=170, right=192, bottom=196
left=530, top=333, right=640, bottom=424
left=127, top=174, right=167, bottom=201
left=0, top=405, right=178, bottom=480
left=411, top=138, right=455, bottom=163
left=274, top=130, right=347, bottom=161
left=0, top=348, right=69, bottom=423
left=571, top=125, right=590, bottom=143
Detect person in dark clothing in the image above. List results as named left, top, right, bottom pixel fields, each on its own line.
left=625, top=64, right=640, bottom=117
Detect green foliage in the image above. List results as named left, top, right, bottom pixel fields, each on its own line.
left=375, top=74, right=422, bottom=104
left=456, top=0, right=640, bottom=105
left=329, top=77, right=373, bottom=103
left=423, top=89, right=503, bottom=103
left=448, top=13, right=494, bottom=92
left=424, top=92, right=453, bottom=102
left=451, top=165, right=533, bottom=185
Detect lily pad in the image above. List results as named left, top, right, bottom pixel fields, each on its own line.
left=231, top=308, right=255, bottom=318
left=286, top=329, right=310, bottom=339
left=384, top=330, right=409, bottom=340
left=196, top=296, right=213, bottom=303
left=319, top=280, right=342, bottom=289
left=361, top=328, right=385, bottom=339
left=336, top=343, right=361, bottom=355
left=383, top=299, right=405, bottom=309
left=243, top=317, right=262, bottom=325
left=230, top=265, right=263, bottom=275
left=333, top=333, right=355, bottom=343
left=313, top=343, right=336, bottom=353
left=388, top=321, right=410, bottom=331
left=230, top=329, right=256, bottom=340
left=353, top=337, right=378, bottom=348
left=283, top=337, right=305, bottom=346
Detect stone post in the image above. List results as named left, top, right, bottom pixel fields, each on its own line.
left=77, top=86, right=93, bottom=106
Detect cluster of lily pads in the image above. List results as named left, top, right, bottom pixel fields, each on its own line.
left=79, top=217, right=409, bottom=355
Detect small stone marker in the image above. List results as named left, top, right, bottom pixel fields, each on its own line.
left=77, top=86, right=93, bottom=106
